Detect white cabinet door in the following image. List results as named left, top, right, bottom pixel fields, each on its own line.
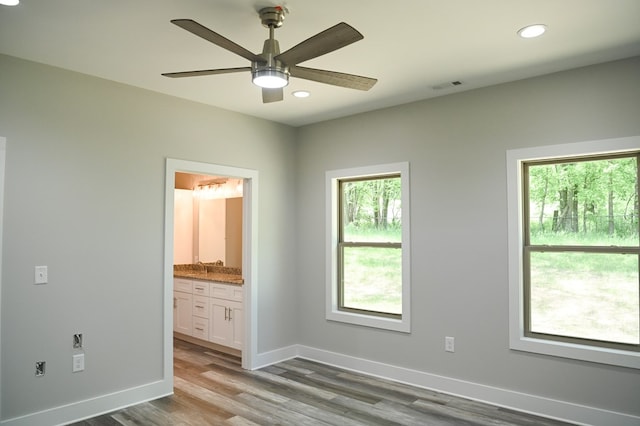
left=173, top=291, right=193, bottom=335
left=209, top=297, right=243, bottom=350
left=209, top=298, right=232, bottom=347
left=228, top=300, right=243, bottom=350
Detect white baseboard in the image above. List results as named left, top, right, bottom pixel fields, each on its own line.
left=262, top=344, right=640, bottom=426
left=4, top=345, right=637, bottom=426
left=0, top=380, right=172, bottom=426
left=252, top=344, right=298, bottom=370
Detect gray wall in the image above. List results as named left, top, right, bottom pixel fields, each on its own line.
left=0, top=54, right=297, bottom=420
left=295, top=56, right=640, bottom=416
left=2, top=51, right=640, bottom=422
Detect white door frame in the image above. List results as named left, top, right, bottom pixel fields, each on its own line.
left=0, top=137, right=6, bottom=418
left=163, top=158, right=258, bottom=386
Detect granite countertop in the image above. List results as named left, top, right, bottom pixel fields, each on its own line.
left=174, top=263, right=244, bottom=285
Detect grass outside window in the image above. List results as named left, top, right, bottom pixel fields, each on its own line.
left=338, top=176, right=402, bottom=318
left=523, top=152, right=640, bottom=352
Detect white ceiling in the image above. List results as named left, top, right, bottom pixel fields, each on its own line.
left=1, top=0, right=639, bottom=127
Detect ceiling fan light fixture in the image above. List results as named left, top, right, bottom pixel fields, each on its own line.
left=252, top=69, right=289, bottom=88
left=0, top=0, right=20, bottom=5
left=163, top=12, right=377, bottom=103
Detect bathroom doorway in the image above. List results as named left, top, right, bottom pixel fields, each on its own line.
left=163, top=158, right=258, bottom=387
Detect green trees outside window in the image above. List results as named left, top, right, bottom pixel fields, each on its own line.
left=524, top=153, right=640, bottom=349
left=339, top=176, right=402, bottom=317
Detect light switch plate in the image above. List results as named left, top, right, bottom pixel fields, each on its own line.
left=35, top=266, right=48, bottom=284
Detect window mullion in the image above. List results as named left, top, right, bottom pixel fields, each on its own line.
left=342, top=242, right=401, bottom=249
left=527, top=245, right=639, bottom=255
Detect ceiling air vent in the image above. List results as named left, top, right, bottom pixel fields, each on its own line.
left=431, top=80, right=463, bottom=90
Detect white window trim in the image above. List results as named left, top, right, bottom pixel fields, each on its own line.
left=506, top=136, right=640, bottom=369
left=326, top=162, right=411, bottom=333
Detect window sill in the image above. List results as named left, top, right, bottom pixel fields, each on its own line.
left=326, top=309, right=410, bottom=333
left=510, top=335, right=640, bottom=369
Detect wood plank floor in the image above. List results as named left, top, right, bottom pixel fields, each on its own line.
left=72, top=338, right=574, bottom=425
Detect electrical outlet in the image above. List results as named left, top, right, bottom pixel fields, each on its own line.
left=445, top=336, right=455, bottom=353
left=35, top=361, right=46, bottom=376
left=72, top=353, right=85, bottom=373
left=73, top=333, right=83, bottom=349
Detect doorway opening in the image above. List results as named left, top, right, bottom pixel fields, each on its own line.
left=163, top=159, right=258, bottom=389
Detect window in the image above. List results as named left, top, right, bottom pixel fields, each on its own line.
left=326, top=162, right=410, bottom=332
left=507, top=136, right=640, bottom=368
left=339, top=175, right=402, bottom=316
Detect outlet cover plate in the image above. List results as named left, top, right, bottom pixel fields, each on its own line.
left=72, top=353, right=85, bottom=372
left=35, top=266, right=48, bottom=284
left=445, top=336, right=455, bottom=353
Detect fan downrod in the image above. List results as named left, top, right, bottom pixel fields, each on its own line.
left=259, top=6, right=285, bottom=28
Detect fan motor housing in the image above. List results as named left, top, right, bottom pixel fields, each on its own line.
left=259, top=6, right=285, bottom=28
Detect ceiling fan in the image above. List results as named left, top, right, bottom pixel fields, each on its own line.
left=162, top=6, right=377, bottom=103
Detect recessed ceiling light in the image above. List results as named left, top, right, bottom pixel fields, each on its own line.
left=0, top=0, right=20, bottom=5
left=292, top=90, right=310, bottom=98
left=518, top=24, right=547, bottom=39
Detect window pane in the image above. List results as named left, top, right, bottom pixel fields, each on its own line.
left=342, top=177, right=401, bottom=243
left=342, top=246, right=401, bottom=315
left=529, top=251, right=639, bottom=345
left=528, top=157, right=638, bottom=246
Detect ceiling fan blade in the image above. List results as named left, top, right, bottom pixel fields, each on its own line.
left=171, top=19, right=262, bottom=62
left=275, top=22, right=363, bottom=66
left=290, top=66, right=377, bottom=91
left=262, top=87, right=283, bottom=103
left=162, top=67, right=251, bottom=78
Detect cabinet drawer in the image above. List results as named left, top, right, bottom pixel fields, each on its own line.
left=193, top=281, right=210, bottom=296
left=210, top=283, right=243, bottom=302
left=174, top=278, right=192, bottom=294
left=192, top=316, right=209, bottom=340
left=193, top=295, right=209, bottom=318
